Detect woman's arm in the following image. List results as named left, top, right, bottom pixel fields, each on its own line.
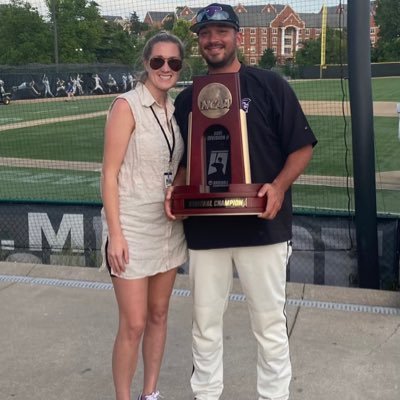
left=101, top=99, right=135, bottom=273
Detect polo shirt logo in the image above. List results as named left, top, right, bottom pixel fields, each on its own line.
left=241, top=98, right=251, bottom=113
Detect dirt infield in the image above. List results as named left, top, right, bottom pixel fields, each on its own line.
left=0, top=157, right=101, bottom=171
left=300, top=101, right=398, bottom=117
left=296, top=171, right=400, bottom=191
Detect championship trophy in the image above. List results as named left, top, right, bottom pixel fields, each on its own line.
left=171, top=73, right=266, bottom=216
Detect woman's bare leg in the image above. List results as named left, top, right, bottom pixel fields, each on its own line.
left=141, top=268, right=178, bottom=396
left=112, top=277, right=148, bottom=400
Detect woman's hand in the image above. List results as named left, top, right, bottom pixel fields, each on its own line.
left=107, top=234, right=129, bottom=275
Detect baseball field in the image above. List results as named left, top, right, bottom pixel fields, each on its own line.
left=0, top=77, right=399, bottom=215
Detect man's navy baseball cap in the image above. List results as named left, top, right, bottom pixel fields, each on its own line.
left=190, top=3, right=240, bottom=34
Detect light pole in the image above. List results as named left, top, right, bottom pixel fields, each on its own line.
left=51, top=0, right=59, bottom=70
left=397, top=103, right=400, bottom=141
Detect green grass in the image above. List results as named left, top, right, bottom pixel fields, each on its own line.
left=0, top=116, right=105, bottom=162
left=0, top=165, right=100, bottom=203
left=293, top=185, right=400, bottom=216
left=1, top=115, right=397, bottom=174
left=0, top=96, right=114, bottom=125
left=289, top=77, right=400, bottom=101
left=302, top=116, right=400, bottom=175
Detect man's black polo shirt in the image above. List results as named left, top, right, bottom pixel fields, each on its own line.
left=174, top=64, right=317, bottom=250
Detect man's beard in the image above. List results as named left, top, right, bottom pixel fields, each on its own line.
left=201, top=47, right=237, bottom=70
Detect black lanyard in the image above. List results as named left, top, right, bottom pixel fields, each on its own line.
left=150, top=105, right=175, bottom=164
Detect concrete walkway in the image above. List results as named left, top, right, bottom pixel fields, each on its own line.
left=0, top=261, right=399, bottom=400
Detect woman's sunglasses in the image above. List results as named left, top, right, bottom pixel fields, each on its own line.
left=149, top=57, right=183, bottom=72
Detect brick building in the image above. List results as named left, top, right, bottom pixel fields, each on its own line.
left=143, top=2, right=379, bottom=65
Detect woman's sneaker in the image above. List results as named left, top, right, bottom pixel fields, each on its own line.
left=137, top=390, right=162, bottom=400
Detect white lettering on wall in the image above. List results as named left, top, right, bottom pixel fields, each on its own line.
left=28, top=213, right=84, bottom=253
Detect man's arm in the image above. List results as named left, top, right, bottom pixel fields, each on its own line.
left=257, top=144, right=313, bottom=220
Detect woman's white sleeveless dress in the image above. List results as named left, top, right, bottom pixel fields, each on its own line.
left=101, top=83, right=187, bottom=279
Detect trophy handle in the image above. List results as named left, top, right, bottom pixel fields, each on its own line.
left=240, top=109, right=251, bottom=184
left=186, top=112, right=193, bottom=185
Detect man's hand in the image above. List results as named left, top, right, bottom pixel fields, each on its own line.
left=256, top=145, right=314, bottom=220
left=257, top=182, right=284, bottom=220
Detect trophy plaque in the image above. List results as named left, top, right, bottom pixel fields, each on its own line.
left=171, top=73, right=266, bottom=216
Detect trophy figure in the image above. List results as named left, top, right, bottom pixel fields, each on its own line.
left=171, top=73, right=266, bottom=216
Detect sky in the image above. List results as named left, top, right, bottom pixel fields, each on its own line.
left=0, top=0, right=347, bottom=19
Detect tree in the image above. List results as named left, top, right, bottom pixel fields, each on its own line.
left=49, top=0, right=105, bottom=63
left=295, top=28, right=347, bottom=66
left=162, top=13, right=175, bottom=31
left=0, top=0, right=52, bottom=64
left=374, top=0, right=400, bottom=43
left=184, top=56, right=207, bottom=80
left=374, top=0, right=400, bottom=61
left=129, top=11, right=148, bottom=35
left=295, top=39, right=320, bottom=66
left=172, top=19, right=196, bottom=58
left=259, top=48, right=276, bottom=69
left=96, top=20, right=136, bottom=64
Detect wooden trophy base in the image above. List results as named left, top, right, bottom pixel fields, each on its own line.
left=171, top=184, right=267, bottom=216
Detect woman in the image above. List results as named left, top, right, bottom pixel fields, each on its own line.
left=101, top=31, right=187, bottom=400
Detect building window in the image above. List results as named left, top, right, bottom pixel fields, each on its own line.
left=250, top=28, right=256, bottom=34
left=262, top=37, right=267, bottom=44
left=371, top=37, right=375, bottom=44
left=262, top=28, right=267, bottom=34
left=250, top=46, right=256, bottom=53
left=370, top=28, right=375, bottom=34
left=284, top=47, right=291, bottom=55
left=305, top=28, right=310, bottom=35
left=272, top=37, right=277, bottom=44
left=250, top=57, right=256, bottom=65
left=239, top=28, right=244, bottom=33
left=272, top=46, right=277, bottom=54
left=299, top=29, right=302, bottom=35
left=250, top=37, right=256, bottom=44
left=284, top=38, right=292, bottom=45
left=272, top=28, right=278, bottom=35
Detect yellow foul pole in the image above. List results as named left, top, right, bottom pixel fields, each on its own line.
left=320, top=3, right=327, bottom=78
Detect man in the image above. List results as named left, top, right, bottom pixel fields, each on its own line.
left=92, top=74, right=105, bottom=94
left=56, top=78, right=67, bottom=97
left=42, top=74, right=54, bottom=98
left=166, top=4, right=317, bottom=400
left=17, top=80, right=40, bottom=96
left=106, top=73, right=119, bottom=93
